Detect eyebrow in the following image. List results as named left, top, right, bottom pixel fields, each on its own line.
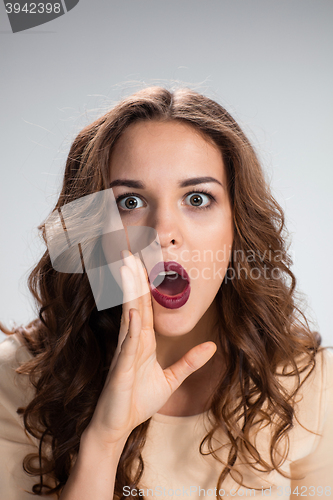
left=109, top=176, right=224, bottom=189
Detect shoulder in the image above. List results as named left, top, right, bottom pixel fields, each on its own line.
left=0, top=334, right=35, bottom=418
left=0, top=336, right=57, bottom=497
left=0, top=332, right=34, bottom=376
left=0, top=333, right=32, bottom=362
left=293, top=348, right=333, bottom=424
left=296, top=348, right=333, bottom=416
left=285, top=349, right=333, bottom=479
left=284, top=348, right=333, bottom=462
left=311, top=348, right=333, bottom=431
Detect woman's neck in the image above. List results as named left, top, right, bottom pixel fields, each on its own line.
left=156, top=349, right=224, bottom=416
left=154, top=301, right=224, bottom=417
left=154, top=300, right=220, bottom=370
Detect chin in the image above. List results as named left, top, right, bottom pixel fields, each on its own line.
left=152, top=305, right=200, bottom=338
left=154, top=326, right=190, bottom=338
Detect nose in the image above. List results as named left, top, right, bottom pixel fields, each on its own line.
left=149, top=205, right=182, bottom=250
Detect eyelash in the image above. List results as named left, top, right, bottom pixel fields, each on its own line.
left=115, top=189, right=216, bottom=213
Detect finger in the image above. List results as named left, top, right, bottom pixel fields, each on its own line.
left=121, top=260, right=140, bottom=306
left=108, top=308, right=140, bottom=379
left=134, top=256, right=154, bottom=333
left=115, top=308, right=142, bottom=374
left=120, top=258, right=140, bottom=329
left=122, top=251, right=151, bottom=330
left=115, top=265, right=140, bottom=366
left=122, top=250, right=142, bottom=300
left=163, top=342, right=217, bottom=394
left=126, top=252, right=146, bottom=322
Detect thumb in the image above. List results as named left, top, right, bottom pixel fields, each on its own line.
left=163, top=342, right=217, bottom=394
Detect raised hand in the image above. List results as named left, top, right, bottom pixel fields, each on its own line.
left=84, top=250, right=217, bottom=447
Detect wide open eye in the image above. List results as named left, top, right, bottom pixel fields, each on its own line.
left=116, top=189, right=216, bottom=213
left=184, top=191, right=214, bottom=209
left=116, top=194, right=145, bottom=211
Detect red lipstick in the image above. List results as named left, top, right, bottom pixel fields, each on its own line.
left=148, top=261, right=191, bottom=309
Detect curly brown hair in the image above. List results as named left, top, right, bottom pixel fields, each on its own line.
left=1, top=86, right=321, bottom=498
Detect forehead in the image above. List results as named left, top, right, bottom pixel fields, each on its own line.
left=110, top=120, right=225, bottom=181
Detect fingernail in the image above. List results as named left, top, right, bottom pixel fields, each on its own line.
left=121, top=250, right=130, bottom=260
left=129, top=308, right=136, bottom=320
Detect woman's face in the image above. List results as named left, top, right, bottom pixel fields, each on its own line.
left=108, top=120, right=233, bottom=338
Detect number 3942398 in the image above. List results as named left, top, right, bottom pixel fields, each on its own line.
left=277, top=486, right=331, bottom=496
left=5, top=3, right=61, bottom=14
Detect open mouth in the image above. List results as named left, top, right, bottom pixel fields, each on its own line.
left=152, top=270, right=188, bottom=296
left=149, top=261, right=190, bottom=296
left=148, top=261, right=191, bottom=309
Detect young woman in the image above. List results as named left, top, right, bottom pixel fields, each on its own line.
left=0, top=87, right=332, bottom=500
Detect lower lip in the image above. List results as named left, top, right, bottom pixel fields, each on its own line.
left=149, top=282, right=191, bottom=309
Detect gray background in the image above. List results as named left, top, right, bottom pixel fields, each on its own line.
left=1, top=1, right=332, bottom=345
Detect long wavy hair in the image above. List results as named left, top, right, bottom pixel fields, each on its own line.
left=1, top=87, right=321, bottom=497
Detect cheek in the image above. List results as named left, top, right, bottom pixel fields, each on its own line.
left=204, top=217, right=233, bottom=259
left=195, top=221, right=233, bottom=285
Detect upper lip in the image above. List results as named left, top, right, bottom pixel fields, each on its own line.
left=148, top=261, right=190, bottom=286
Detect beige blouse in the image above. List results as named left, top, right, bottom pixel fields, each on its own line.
left=1, top=334, right=333, bottom=499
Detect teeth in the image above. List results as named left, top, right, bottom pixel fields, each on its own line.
left=158, top=271, right=178, bottom=276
